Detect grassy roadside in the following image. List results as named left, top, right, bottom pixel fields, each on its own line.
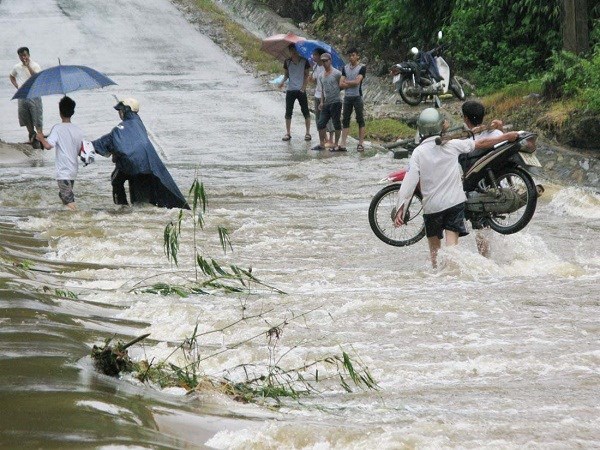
left=183, top=0, right=600, bottom=149
left=180, top=0, right=595, bottom=148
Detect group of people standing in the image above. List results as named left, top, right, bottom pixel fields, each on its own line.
left=279, top=43, right=366, bottom=152
left=8, top=47, right=189, bottom=212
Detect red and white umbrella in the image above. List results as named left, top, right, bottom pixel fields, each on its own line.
left=260, top=32, right=306, bottom=63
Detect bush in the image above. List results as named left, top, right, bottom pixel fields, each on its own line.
left=542, top=46, right=600, bottom=113
left=445, top=0, right=562, bottom=90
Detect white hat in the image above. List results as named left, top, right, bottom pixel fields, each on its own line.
left=114, top=97, right=140, bottom=112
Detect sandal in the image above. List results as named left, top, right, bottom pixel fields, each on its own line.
left=304, top=133, right=312, bottom=141
left=356, top=144, right=365, bottom=152
left=311, top=144, right=326, bottom=151
left=330, top=146, right=347, bottom=152
left=282, top=134, right=291, bottom=141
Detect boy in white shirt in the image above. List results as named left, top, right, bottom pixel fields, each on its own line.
left=37, top=96, right=85, bottom=211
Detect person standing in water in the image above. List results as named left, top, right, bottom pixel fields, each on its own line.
left=310, top=47, right=335, bottom=147
left=91, top=97, right=189, bottom=209
left=36, top=96, right=84, bottom=211
left=394, top=108, right=518, bottom=268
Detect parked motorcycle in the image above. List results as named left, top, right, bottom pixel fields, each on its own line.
left=368, top=131, right=542, bottom=247
left=391, top=31, right=465, bottom=107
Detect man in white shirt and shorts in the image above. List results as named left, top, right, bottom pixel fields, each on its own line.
left=9, top=47, right=43, bottom=146
left=394, top=108, right=518, bottom=268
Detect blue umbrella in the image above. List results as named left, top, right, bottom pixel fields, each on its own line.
left=12, top=64, right=117, bottom=100
left=295, top=40, right=345, bottom=70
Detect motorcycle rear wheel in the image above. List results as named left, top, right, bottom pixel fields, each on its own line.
left=487, top=167, right=537, bottom=234
left=399, top=75, right=424, bottom=106
left=450, top=76, right=465, bottom=100
left=368, top=184, right=426, bottom=247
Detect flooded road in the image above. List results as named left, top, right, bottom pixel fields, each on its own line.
left=1, top=0, right=599, bottom=448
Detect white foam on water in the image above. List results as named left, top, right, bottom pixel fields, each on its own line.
left=0, top=0, right=599, bottom=448
left=547, top=186, right=600, bottom=219
left=76, top=400, right=143, bottom=426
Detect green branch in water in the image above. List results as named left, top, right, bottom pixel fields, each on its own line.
left=145, top=176, right=285, bottom=296
left=91, top=311, right=378, bottom=405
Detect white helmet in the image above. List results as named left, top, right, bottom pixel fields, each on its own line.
left=417, top=108, right=443, bottom=137
left=114, top=97, right=140, bottom=113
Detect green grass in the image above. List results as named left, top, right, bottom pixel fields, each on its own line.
left=192, top=0, right=281, bottom=74
left=348, top=117, right=415, bottom=142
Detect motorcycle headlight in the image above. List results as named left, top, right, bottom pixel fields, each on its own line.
left=520, top=135, right=537, bottom=153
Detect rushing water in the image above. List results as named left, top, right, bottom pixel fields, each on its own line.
left=1, top=0, right=599, bottom=448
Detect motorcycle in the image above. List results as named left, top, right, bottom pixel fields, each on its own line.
left=368, top=130, right=543, bottom=247
left=390, top=31, right=465, bottom=107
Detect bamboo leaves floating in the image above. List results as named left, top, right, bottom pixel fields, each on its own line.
left=140, top=175, right=283, bottom=296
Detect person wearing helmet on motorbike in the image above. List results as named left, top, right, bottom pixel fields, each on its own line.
left=394, top=107, right=518, bottom=268
left=92, top=97, right=189, bottom=209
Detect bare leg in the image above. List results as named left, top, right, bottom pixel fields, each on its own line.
left=445, top=230, right=459, bottom=247
left=339, top=127, right=350, bottom=147
left=26, top=125, right=35, bottom=143
left=475, top=230, right=490, bottom=257
left=318, top=128, right=326, bottom=146
left=427, top=236, right=442, bottom=269
left=65, top=202, right=77, bottom=211
left=334, top=130, right=341, bottom=146
left=326, top=131, right=334, bottom=147
left=358, top=126, right=366, bottom=147
left=285, top=119, right=291, bottom=136
left=305, top=117, right=311, bottom=136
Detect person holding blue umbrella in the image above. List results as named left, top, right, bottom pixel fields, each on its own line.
left=9, top=47, right=43, bottom=146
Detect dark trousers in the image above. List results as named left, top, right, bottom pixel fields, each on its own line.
left=111, top=168, right=130, bottom=205
left=111, top=168, right=157, bottom=206
left=285, top=90, right=310, bottom=119
left=342, top=96, right=365, bottom=128
left=317, top=101, right=342, bottom=131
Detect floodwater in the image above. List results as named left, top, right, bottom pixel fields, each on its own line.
left=1, top=0, right=599, bottom=448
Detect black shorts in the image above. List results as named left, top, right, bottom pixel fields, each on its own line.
left=342, top=96, right=365, bottom=128
left=423, top=202, right=469, bottom=239
left=285, top=90, right=310, bottom=120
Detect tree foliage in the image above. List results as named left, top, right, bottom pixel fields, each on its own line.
left=444, top=0, right=562, bottom=90
left=308, top=0, right=599, bottom=96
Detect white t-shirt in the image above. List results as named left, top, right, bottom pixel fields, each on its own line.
left=475, top=129, right=503, bottom=140
left=397, top=136, right=475, bottom=214
left=312, top=64, right=325, bottom=98
left=9, top=60, right=41, bottom=87
left=46, top=122, right=85, bottom=180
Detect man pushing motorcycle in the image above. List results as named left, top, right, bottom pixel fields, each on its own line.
left=393, top=108, right=519, bottom=268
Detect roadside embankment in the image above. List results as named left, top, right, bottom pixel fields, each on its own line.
left=171, top=0, right=600, bottom=190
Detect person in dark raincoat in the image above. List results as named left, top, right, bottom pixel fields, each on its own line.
left=92, top=98, right=189, bottom=209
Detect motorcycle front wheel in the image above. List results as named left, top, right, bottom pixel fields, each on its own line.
left=368, top=184, right=426, bottom=247
left=450, top=76, right=465, bottom=100
left=399, top=75, right=424, bottom=106
left=488, top=167, right=538, bottom=234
